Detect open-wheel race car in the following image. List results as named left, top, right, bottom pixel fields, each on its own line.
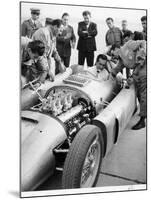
left=21, top=65, right=136, bottom=191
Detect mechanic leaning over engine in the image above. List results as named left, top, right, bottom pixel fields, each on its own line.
left=32, top=18, right=66, bottom=78
left=21, top=39, right=50, bottom=87
left=110, top=31, right=146, bottom=130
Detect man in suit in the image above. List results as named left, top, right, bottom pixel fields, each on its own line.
left=77, top=11, right=98, bottom=67
left=56, top=13, right=76, bottom=68
left=21, top=8, right=42, bottom=38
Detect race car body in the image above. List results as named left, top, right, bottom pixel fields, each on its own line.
left=21, top=66, right=136, bottom=191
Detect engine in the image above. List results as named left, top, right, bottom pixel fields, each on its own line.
left=31, top=86, right=95, bottom=138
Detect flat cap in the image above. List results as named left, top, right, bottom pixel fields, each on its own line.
left=30, top=8, right=40, bottom=13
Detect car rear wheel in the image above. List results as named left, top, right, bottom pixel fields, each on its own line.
left=62, top=124, right=104, bottom=189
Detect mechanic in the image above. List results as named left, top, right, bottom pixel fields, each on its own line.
left=21, top=40, right=50, bottom=86
left=110, top=31, right=146, bottom=78
left=128, top=50, right=147, bottom=130
left=32, top=18, right=53, bottom=55
left=110, top=30, right=133, bottom=78
left=110, top=33, right=146, bottom=130
left=132, top=50, right=146, bottom=129
left=32, top=18, right=66, bottom=78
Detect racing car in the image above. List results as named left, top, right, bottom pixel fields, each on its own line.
left=21, top=65, right=136, bottom=191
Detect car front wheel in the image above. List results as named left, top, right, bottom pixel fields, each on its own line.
left=62, top=124, right=104, bottom=189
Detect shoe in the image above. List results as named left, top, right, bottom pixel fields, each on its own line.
left=131, top=120, right=145, bottom=130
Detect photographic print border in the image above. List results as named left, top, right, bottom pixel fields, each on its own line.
left=20, top=1, right=147, bottom=198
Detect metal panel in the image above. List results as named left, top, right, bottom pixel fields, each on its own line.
left=92, top=85, right=136, bottom=156
left=21, top=111, right=67, bottom=191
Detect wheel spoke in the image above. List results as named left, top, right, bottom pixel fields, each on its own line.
left=80, top=135, right=101, bottom=187
left=81, top=166, right=91, bottom=185
left=82, top=162, right=90, bottom=171
left=88, top=143, right=97, bottom=161
left=62, top=125, right=103, bottom=189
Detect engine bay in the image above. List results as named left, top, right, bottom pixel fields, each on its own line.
left=32, top=86, right=91, bottom=115
left=31, top=86, right=96, bottom=137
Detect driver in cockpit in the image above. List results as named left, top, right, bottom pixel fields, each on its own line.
left=87, top=54, right=115, bottom=81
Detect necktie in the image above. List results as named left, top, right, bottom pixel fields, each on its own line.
left=33, top=21, right=36, bottom=29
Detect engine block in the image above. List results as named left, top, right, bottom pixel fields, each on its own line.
left=32, top=88, right=74, bottom=116
left=31, top=87, right=93, bottom=137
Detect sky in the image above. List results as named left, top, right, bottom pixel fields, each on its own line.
left=21, top=2, right=146, bottom=64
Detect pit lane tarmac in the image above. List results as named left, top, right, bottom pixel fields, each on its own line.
left=36, top=112, right=146, bottom=190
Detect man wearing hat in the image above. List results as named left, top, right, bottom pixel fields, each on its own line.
left=21, top=8, right=42, bottom=38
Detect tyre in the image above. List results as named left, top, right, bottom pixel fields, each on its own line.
left=62, top=124, right=104, bottom=189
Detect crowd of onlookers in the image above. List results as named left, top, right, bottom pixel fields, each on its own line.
left=21, top=7, right=147, bottom=130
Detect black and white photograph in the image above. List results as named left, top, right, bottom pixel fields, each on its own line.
left=19, top=1, right=147, bottom=198
left=1, top=0, right=151, bottom=199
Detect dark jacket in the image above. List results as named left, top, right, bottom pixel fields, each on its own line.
left=77, top=21, right=97, bottom=52
left=56, top=25, right=76, bottom=57
left=142, top=30, right=147, bottom=41
left=133, top=62, right=147, bottom=117
left=121, top=29, right=132, bottom=45
left=106, top=26, right=122, bottom=46
left=26, top=56, right=49, bottom=83
left=21, top=19, right=43, bottom=38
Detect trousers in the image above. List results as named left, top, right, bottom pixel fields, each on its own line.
left=78, top=51, right=94, bottom=67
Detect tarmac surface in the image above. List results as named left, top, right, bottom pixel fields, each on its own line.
left=37, top=111, right=147, bottom=191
